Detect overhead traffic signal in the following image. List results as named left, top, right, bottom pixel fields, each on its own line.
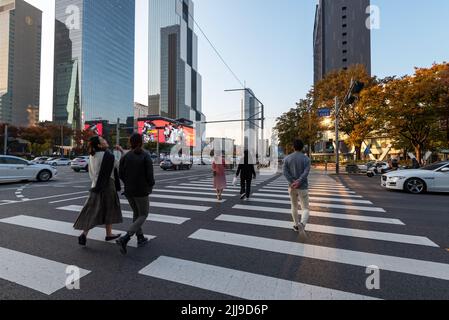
left=344, top=80, right=364, bottom=105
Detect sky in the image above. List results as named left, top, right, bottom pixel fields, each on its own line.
left=24, top=0, right=449, bottom=143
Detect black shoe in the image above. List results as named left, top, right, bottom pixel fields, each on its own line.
left=293, top=225, right=299, bottom=232
left=116, top=235, right=131, bottom=255
left=105, top=234, right=121, bottom=242
left=240, top=194, right=246, bottom=199
left=78, top=234, right=87, bottom=246
left=137, top=235, right=149, bottom=247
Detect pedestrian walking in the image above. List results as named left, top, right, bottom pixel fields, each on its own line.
left=283, top=139, right=311, bottom=240
left=116, top=133, right=155, bottom=255
left=212, top=151, right=226, bottom=201
left=236, top=150, right=256, bottom=200
left=74, top=136, right=123, bottom=246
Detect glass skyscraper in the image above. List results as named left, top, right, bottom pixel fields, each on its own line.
left=0, top=0, right=41, bottom=127
left=53, top=0, right=135, bottom=129
left=148, top=0, right=204, bottom=126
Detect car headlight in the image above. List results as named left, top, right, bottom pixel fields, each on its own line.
left=388, top=176, right=406, bottom=182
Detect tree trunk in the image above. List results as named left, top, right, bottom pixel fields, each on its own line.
left=355, top=144, right=362, bottom=161
left=415, top=145, right=423, bottom=165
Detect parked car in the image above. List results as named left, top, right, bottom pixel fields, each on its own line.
left=382, top=161, right=449, bottom=194
left=0, top=155, right=58, bottom=183
left=160, top=158, right=192, bottom=171
left=46, top=158, right=71, bottom=166
left=71, top=156, right=89, bottom=172
left=31, top=157, right=49, bottom=164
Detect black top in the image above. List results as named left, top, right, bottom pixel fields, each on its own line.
left=236, top=163, right=256, bottom=180
left=119, top=150, right=155, bottom=197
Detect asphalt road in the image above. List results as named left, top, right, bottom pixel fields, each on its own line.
left=0, top=165, right=448, bottom=300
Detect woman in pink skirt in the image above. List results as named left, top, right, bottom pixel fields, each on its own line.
left=212, top=153, right=227, bottom=201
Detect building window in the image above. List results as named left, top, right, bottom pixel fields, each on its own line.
left=343, top=41, right=347, bottom=45
left=343, top=50, right=347, bottom=54
left=342, top=24, right=347, bottom=28
left=342, top=7, right=347, bottom=11
left=343, top=58, right=347, bottom=62
left=342, top=32, right=347, bottom=37
left=342, top=15, right=347, bottom=19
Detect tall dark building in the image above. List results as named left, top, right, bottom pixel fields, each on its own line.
left=0, top=0, right=42, bottom=127
left=313, top=0, right=371, bottom=84
left=53, top=0, right=135, bottom=129
left=148, top=0, right=205, bottom=149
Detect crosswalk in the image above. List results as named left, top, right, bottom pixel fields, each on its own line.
left=0, top=171, right=448, bottom=299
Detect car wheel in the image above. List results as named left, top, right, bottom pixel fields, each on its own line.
left=404, top=178, right=426, bottom=194
left=73, top=169, right=80, bottom=173
left=367, top=172, right=374, bottom=178
left=37, top=170, right=52, bottom=182
left=85, top=165, right=89, bottom=172
left=52, top=162, right=57, bottom=166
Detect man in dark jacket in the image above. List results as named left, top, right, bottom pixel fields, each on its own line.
left=236, top=150, right=256, bottom=200
left=116, top=133, right=155, bottom=255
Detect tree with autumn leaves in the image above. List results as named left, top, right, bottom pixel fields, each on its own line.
left=275, top=62, right=449, bottom=162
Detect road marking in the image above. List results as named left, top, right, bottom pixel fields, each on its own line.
left=152, top=189, right=235, bottom=197
left=139, top=256, right=378, bottom=300
left=119, top=199, right=211, bottom=212
left=180, top=183, right=241, bottom=190
left=167, top=186, right=240, bottom=193
left=268, top=184, right=348, bottom=190
left=233, top=205, right=403, bottom=225
left=253, top=192, right=363, bottom=199
left=49, top=196, right=89, bottom=204
left=0, top=191, right=89, bottom=206
left=150, top=194, right=225, bottom=203
left=250, top=195, right=372, bottom=205
left=261, top=187, right=357, bottom=194
left=57, top=205, right=190, bottom=225
left=215, top=215, right=438, bottom=247
left=189, top=230, right=449, bottom=281
left=0, top=215, right=156, bottom=247
left=249, top=198, right=386, bottom=213
left=0, top=246, right=91, bottom=295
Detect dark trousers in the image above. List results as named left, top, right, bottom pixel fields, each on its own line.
left=240, top=178, right=252, bottom=197
left=126, top=195, right=149, bottom=237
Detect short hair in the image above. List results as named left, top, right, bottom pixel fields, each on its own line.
left=293, top=139, right=304, bottom=152
left=129, top=133, right=143, bottom=154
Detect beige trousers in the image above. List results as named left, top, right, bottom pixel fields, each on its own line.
left=288, top=188, right=310, bottom=226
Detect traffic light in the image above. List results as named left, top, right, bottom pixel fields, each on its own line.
left=345, top=80, right=364, bottom=105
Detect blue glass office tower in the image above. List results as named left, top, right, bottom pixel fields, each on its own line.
left=53, top=0, right=135, bottom=129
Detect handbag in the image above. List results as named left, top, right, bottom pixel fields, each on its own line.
left=232, top=177, right=237, bottom=186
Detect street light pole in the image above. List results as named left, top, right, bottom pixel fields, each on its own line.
left=60, top=125, right=64, bottom=156
left=335, top=97, right=340, bottom=175
left=116, top=118, right=120, bottom=147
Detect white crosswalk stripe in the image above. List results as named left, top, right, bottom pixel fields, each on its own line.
left=249, top=198, right=386, bottom=213
left=189, top=229, right=449, bottom=281
left=139, top=256, right=378, bottom=300
left=0, top=215, right=156, bottom=247
left=0, top=246, right=91, bottom=295
left=152, top=189, right=235, bottom=197
left=167, top=186, right=240, bottom=193
left=119, top=199, right=211, bottom=212
left=215, top=215, right=437, bottom=247
left=253, top=191, right=363, bottom=199
left=251, top=193, right=371, bottom=204
left=57, top=205, right=190, bottom=225
left=233, top=204, right=404, bottom=225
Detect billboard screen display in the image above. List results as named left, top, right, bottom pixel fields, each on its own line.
left=138, top=118, right=195, bottom=147
left=84, top=122, right=104, bottom=136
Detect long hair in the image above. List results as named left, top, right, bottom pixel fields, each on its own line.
left=129, top=133, right=143, bottom=155
left=88, top=136, right=102, bottom=156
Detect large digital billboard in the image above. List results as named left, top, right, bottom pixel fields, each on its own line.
left=84, top=122, right=104, bottom=136
left=138, top=117, right=195, bottom=147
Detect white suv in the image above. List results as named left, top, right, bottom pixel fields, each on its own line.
left=71, top=156, right=90, bottom=172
